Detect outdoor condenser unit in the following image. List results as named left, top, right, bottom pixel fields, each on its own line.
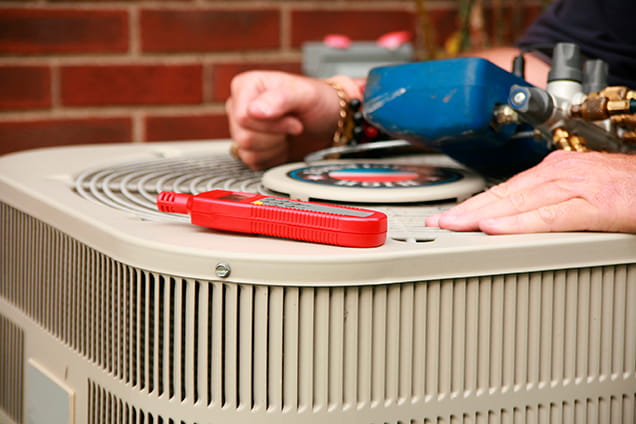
left=0, top=140, right=635, bottom=424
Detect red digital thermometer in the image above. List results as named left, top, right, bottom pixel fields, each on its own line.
left=157, top=190, right=387, bottom=248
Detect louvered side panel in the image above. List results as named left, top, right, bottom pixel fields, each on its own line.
left=2, top=202, right=635, bottom=423
left=0, top=313, right=24, bottom=424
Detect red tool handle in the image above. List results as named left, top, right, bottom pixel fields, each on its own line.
left=157, top=190, right=387, bottom=248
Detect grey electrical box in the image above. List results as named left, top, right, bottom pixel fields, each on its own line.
left=302, top=41, right=413, bottom=79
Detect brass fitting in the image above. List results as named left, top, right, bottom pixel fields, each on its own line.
left=492, top=104, right=519, bottom=126
left=552, top=127, right=589, bottom=152
left=568, top=134, right=589, bottom=152
left=570, top=96, right=608, bottom=120
left=599, top=86, right=629, bottom=100
left=621, top=131, right=636, bottom=144
left=606, top=99, right=633, bottom=115
left=570, top=92, right=634, bottom=121
left=611, top=114, right=636, bottom=128
left=552, top=128, right=571, bottom=150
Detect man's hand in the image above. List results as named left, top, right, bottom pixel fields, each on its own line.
left=427, top=150, right=636, bottom=234
left=226, top=71, right=341, bottom=169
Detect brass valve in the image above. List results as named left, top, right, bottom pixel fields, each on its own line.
left=570, top=96, right=609, bottom=120
left=571, top=90, right=636, bottom=120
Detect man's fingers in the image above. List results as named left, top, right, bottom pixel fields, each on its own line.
left=233, top=72, right=315, bottom=118
left=228, top=116, right=291, bottom=169
left=238, top=113, right=303, bottom=137
left=425, top=214, right=441, bottom=228
left=247, top=90, right=299, bottom=118
left=435, top=179, right=579, bottom=231
left=232, top=140, right=288, bottom=170
left=234, top=146, right=288, bottom=170
left=228, top=97, right=304, bottom=137
left=440, top=156, right=567, bottom=218
left=439, top=150, right=590, bottom=219
left=427, top=151, right=636, bottom=234
left=479, top=198, right=598, bottom=234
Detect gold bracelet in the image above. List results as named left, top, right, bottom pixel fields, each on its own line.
left=324, top=80, right=351, bottom=147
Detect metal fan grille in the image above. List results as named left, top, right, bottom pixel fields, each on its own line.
left=72, top=153, right=457, bottom=240
left=74, top=154, right=267, bottom=222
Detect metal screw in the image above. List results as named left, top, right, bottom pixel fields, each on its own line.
left=215, top=263, right=231, bottom=278
left=512, top=90, right=527, bottom=106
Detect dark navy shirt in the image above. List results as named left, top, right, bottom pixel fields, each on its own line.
left=518, top=0, right=636, bottom=87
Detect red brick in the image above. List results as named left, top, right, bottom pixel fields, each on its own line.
left=0, top=8, right=128, bottom=55
left=140, top=9, right=280, bottom=52
left=0, top=118, right=131, bottom=155
left=290, top=10, right=416, bottom=47
left=0, top=66, right=51, bottom=110
left=60, top=64, right=203, bottom=106
left=145, top=113, right=230, bottom=142
left=211, top=62, right=302, bottom=102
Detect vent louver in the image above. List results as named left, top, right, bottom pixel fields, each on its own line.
left=88, top=379, right=636, bottom=424
left=2, top=200, right=635, bottom=423
left=0, top=313, right=24, bottom=424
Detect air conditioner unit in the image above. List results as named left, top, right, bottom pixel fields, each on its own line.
left=1, top=140, right=635, bottom=424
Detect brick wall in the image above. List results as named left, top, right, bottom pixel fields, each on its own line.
left=0, top=1, right=542, bottom=156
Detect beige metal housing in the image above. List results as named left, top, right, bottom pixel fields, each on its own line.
left=1, top=141, right=635, bottom=424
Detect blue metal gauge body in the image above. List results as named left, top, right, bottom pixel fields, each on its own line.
left=363, top=57, right=551, bottom=178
